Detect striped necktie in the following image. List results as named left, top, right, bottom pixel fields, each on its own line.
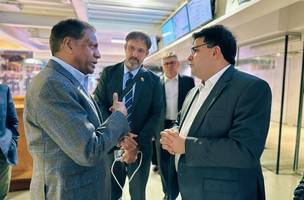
left=125, top=72, right=134, bottom=124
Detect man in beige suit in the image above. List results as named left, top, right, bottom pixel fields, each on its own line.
left=24, top=19, right=136, bottom=200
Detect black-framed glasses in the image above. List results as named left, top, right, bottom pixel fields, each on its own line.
left=190, top=43, right=209, bottom=55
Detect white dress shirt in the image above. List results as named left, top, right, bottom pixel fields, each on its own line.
left=164, top=75, right=179, bottom=120
left=175, top=65, right=230, bottom=170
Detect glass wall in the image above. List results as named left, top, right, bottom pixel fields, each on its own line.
left=237, top=34, right=303, bottom=174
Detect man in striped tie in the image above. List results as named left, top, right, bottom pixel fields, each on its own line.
left=94, top=31, right=164, bottom=200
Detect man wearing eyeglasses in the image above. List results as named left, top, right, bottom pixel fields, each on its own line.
left=160, top=25, right=272, bottom=200
left=94, top=31, right=163, bottom=200
left=156, top=52, right=194, bottom=200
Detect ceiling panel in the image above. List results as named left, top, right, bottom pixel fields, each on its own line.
left=0, top=0, right=184, bottom=66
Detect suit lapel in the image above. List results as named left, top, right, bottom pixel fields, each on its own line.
left=187, top=66, right=235, bottom=137
left=160, top=75, right=166, bottom=110
left=179, top=87, right=199, bottom=130
left=90, top=95, right=103, bottom=122
left=132, top=67, right=146, bottom=106
left=178, top=75, right=183, bottom=110
left=114, top=63, right=124, bottom=101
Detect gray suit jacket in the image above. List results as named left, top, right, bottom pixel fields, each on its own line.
left=24, top=60, right=129, bottom=200
left=177, top=66, right=272, bottom=200
left=0, top=84, right=19, bottom=165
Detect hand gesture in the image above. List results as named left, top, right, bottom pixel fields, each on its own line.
left=119, top=133, right=138, bottom=152
left=121, top=147, right=138, bottom=164
left=109, top=92, right=127, bottom=116
left=160, top=128, right=186, bottom=155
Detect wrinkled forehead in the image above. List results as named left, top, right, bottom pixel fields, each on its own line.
left=126, top=39, right=148, bottom=50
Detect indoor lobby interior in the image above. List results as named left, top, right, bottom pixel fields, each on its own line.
left=1, top=0, right=304, bottom=199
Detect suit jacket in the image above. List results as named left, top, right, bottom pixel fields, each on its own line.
left=24, top=60, right=129, bottom=200
left=0, top=84, right=19, bottom=165
left=94, top=62, right=164, bottom=150
left=160, top=74, right=195, bottom=118
left=177, top=66, right=272, bottom=200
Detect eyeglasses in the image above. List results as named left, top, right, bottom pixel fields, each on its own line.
left=190, top=43, right=209, bottom=55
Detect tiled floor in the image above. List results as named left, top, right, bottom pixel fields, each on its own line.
left=7, top=167, right=302, bottom=200
left=7, top=122, right=304, bottom=199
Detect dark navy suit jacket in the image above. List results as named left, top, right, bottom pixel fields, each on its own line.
left=176, top=66, right=271, bottom=200
left=94, top=62, right=164, bottom=148
left=0, top=84, right=19, bottom=165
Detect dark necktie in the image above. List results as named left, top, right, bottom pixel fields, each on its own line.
left=125, top=72, right=134, bottom=124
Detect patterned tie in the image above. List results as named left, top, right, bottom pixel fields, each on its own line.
left=125, top=72, right=134, bottom=124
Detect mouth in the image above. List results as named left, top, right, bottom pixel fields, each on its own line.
left=129, top=57, right=139, bottom=63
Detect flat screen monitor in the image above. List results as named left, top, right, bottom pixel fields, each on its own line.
left=172, top=5, right=190, bottom=39
left=187, top=0, right=213, bottom=31
left=149, top=36, right=158, bottom=55
left=161, top=19, right=176, bottom=46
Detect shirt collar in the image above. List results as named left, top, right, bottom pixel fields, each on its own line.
left=123, top=62, right=141, bottom=77
left=164, top=74, right=178, bottom=83
left=51, top=56, right=89, bottom=91
left=199, top=64, right=231, bottom=90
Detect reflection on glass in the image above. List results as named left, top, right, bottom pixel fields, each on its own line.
left=238, top=36, right=303, bottom=173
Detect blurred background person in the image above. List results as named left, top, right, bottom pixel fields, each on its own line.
left=0, top=83, right=19, bottom=200
left=156, top=52, right=194, bottom=200
left=294, top=175, right=304, bottom=200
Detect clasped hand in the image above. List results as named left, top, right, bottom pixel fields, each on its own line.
left=160, top=128, right=186, bottom=155
left=118, top=133, right=138, bottom=164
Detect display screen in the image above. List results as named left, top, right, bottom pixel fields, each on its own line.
left=173, top=5, right=190, bottom=39
left=187, top=0, right=213, bottom=31
left=161, top=19, right=176, bottom=46
left=149, top=36, right=158, bottom=55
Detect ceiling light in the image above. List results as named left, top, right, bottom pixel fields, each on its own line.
left=111, top=39, right=125, bottom=44
left=0, top=2, right=22, bottom=12
left=60, top=0, right=71, bottom=4
left=130, top=0, right=147, bottom=7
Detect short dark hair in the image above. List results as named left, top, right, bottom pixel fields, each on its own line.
left=49, top=19, right=95, bottom=55
left=193, top=25, right=237, bottom=65
left=125, top=31, right=151, bottom=50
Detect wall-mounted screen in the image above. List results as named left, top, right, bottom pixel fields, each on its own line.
left=149, top=36, right=158, bottom=55
left=173, top=5, right=190, bottom=39
left=187, top=0, right=213, bottom=31
left=161, top=19, right=175, bottom=46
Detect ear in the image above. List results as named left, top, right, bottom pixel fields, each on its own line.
left=145, top=50, right=149, bottom=57
left=213, top=46, right=222, bottom=58
left=62, top=37, right=73, bottom=55
left=124, top=43, right=127, bottom=51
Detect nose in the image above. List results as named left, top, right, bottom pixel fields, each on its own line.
left=188, top=55, right=193, bottom=62
left=132, top=50, right=139, bottom=57
left=95, top=49, right=101, bottom=59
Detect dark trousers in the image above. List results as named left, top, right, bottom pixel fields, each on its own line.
left=0, top=151, right=11, bottom=200
left=156, top=120, right=179, bottom=200
left=108, top=142, right=152, bottom=200
left=151, top=139, right=158, bottom=166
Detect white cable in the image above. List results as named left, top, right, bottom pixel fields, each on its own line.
left=111, top=151, right=143, bottom=200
